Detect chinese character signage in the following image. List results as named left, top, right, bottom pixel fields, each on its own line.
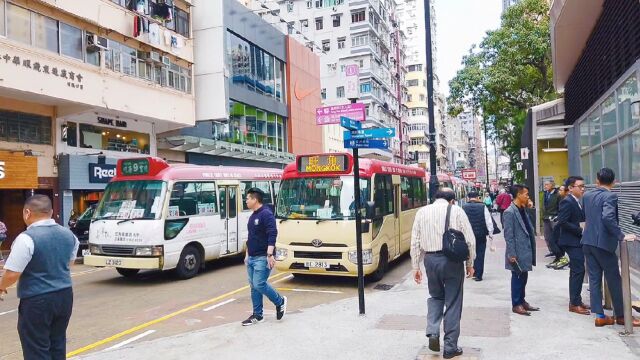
left=121, top=159, right=150, bottom=176
left=315, top=104, right=366, bottom=125
left=297, top=155, right=349, bottom=173
left=1, top=51, right=84, bottom=90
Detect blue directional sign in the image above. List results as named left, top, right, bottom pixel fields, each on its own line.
left=344, top=127, right=396, bottom=140
left=344, top=139, right=389, bottom=149
left=340, top=116, right=362, bottom=131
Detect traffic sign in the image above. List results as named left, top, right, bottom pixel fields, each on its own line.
left=344, top=139, right=389, bottom=149
left=344, top=127, right=396, bottom=140
left=340, top=116, right=362, bottom=131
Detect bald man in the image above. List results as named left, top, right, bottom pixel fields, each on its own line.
left=0, top=195, right=78, bottom=360
left=411, top=188, right=476, bottom=359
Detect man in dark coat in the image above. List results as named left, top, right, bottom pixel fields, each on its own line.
left=463, top=191, right=494, bottom=281
left=556, top=176, right=590, bottom=315
left=503, top=184, right=539, bottom=316
left=582, top=168, right=639, bottom=327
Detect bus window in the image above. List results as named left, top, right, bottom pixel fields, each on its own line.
left=401, top=176, right=411, bottom=210
left=169, top=182, right=217, bottom=218
left=374, top=174, right=394, bottom=216
left=95, top=180, right=166, bottom=220
left=240, top=181, right=273, bottom=210
left=276, top=176, right=370, bottom=220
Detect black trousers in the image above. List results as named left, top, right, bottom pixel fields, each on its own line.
left=18, top=288, right=73, bottom=360
left=562, top=246, right=585, bottom=306
left=583, top=245, right=623, bottom=316
left=474, top=240, right=487, bottom=280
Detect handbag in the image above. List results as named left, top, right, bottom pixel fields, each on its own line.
left=491, top=216, right=501, bottom=234
left=442, top=204, right=470, bottom=263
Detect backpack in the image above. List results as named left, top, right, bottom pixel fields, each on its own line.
left=442, top=204, right=470, bottom=263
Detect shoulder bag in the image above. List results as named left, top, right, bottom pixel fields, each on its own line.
left=442, top=204, right=470, bottom=263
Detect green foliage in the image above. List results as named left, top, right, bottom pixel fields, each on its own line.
left=447, top=0, right=558, bottom=178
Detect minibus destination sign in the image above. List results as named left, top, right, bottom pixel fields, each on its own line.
left=121, top=159, right=150, bottom=176
left=298, top=155, right=349, bottom=173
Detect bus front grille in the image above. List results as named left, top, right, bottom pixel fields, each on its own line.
left=293, top=251, right=343, bottom=260
left=101, top=246, right=135, bottom=256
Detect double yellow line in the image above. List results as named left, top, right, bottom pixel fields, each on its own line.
left=66, top=271, right=290, bottom=358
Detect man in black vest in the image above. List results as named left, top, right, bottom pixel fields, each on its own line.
left=463, top=191, right=494, bottom=281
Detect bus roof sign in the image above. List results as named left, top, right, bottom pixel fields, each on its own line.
left=121, top=158, right=151, bottom=176
left=297, top=154, right=351, bottom=174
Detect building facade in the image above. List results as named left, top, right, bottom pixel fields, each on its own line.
left=157, top=0, right=322, bottom=168
left=502, top=0, right=520, bottom=14
left=0, top=0, right=196, bottom=243
left=243, top=0, right=409, bottom=162
left=551, top=0, right=640, bottom=267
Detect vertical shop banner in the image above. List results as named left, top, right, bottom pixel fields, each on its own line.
left=345, top=64, right=360, bottom=99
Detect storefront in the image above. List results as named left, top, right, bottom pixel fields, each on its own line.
left=57, top=154, right=118, bottom=228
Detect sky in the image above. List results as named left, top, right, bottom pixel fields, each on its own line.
left=434, top=0, right=503, bottom=96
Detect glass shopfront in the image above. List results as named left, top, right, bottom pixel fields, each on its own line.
left=213, top=100, right=287, bottom=153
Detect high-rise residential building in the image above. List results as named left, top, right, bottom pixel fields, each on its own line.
left=0, top=0, right=196, bottom=236
left=396, top=0, right=447, bottom=171
left=502, top=0, right=520, bottom=14
left=457, top=111, right=486, bottom=181
left=157, top=0, right=323, bottom=169
left=243, top=0, right=410, bottom=163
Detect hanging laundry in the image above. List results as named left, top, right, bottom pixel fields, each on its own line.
left=133, top=16, right=140, bottom=37
left=142, top=17, right=149, bottom=33
left=155, top=4, right=170, bottom=19
left=135, top=0, right=145, bottom=14
left=170, top=35, right=178, bottom=48
left=167, top=7, right=173, bottom=21
left=149, top=23, right=160, bottom=45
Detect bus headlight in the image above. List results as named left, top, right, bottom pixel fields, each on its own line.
left=275, top=248, right=288, bottom=261
left=89, top=244, right=101, bottom=255
left=348, top=249, right=372, bottom=265
left=135, top=246, right=163, bottom=256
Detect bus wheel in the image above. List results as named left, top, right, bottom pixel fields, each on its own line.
left=116, top=268, right=140, bottom=278
left=176, top=246, right=201, bottom=280
left=369, top=247, right=388, bottom=282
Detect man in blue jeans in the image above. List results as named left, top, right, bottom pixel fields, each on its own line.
left=242, top=188, right=287, bottom=326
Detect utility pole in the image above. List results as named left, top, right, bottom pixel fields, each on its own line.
left=424, top=0, right=439, bottom=200
left=483, top=117, right=490, bottom=192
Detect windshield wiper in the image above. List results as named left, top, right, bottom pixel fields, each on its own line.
left=278, top=218, right=289, bottom=224
left=117, top=217, right=147, bottom=225
left=92, top=215, right=118, bottom=223
left=316, top=219, right=334, bottom=224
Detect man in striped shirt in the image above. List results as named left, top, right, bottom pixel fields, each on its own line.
left=411, top=188, right=476, bottom=359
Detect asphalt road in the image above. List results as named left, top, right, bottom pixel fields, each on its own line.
left=0, top=253, right=412, bottom=359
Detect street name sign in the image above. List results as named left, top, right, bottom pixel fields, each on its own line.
left=343, top=139, right=389, bottom=149
left=343, top=127, right=395, bottom=140
left=316, top=103, right=365, bottom=125
left=340, top=116, right=362, bottom=131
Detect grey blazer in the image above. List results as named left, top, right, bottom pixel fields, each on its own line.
left=581, top=187, right=624, bottom=254
left=503, top=203, right=537, bottom=271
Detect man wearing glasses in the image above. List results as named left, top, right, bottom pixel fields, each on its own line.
left=556, top=176, right=590, bottom=315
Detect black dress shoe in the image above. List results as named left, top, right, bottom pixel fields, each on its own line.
left=427, top=334, right=440, bottom=352
left=443, top=348, right=463, bottom=359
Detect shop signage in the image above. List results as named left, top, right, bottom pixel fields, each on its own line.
left=462, top=169, right=477, bottom=180
left=0, top=52, right=84, bottom=90
left=89, top=163, right=117, bottom=183
left=0, top=151, right=38, bottom=189
left=97, top=116, right=127, bottom=128
left=345, top=65, right=360, bottom=99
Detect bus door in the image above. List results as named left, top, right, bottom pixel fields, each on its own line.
left=218, top=182, right=239, bottom=254
left=392, top=175, right=401, bottom=257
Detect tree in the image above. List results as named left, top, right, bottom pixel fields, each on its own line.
left=447, top=0, right=558, bottom=182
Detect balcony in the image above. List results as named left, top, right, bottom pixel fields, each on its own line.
left=39, top=0, right=193, bottom=62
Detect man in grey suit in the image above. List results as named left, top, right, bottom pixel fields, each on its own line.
left=582, top=168, right=639, bottom=327
left=503, top=184, right=540, bottom=316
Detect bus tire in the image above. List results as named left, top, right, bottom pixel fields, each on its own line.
left=116, top=268, right=140, bottom=278
left=369, top=246, right=388, bottom=282
left=175, top=246, right=201, bottom=280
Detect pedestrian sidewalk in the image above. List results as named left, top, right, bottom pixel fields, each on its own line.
left=75, top=237, right=640, bottom=360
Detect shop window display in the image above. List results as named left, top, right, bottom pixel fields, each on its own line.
left=79, top=123, right=150, bottom=154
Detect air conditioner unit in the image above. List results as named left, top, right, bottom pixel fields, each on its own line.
left=86, top=34, right=108, bottom=50
left=150, top=51, right=161, bottom=63
left=161, top=56, right=171, bottom=66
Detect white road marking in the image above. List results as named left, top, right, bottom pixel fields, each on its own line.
left=202, top=298, right=236, bottom=312
left=272, top=274, right=294, bottom=284
left=277, top=288, right=343, bottom=294
left=0, top=309, right=17, bottom=316
left=104, top=330, right=156, bottom=351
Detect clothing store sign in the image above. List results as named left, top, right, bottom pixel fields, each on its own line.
left=89, top=163, right=116, bottom=183
left=0, top=52, right=85, bottom=90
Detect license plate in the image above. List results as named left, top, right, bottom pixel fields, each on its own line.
left=105, top=259, right=122, bottom=266
left=81, top=249, right=91, bottom=257
left=304, top=261, right=329, bottom=269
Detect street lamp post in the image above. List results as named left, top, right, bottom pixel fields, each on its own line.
left=424, top=0, right=439, bottom=199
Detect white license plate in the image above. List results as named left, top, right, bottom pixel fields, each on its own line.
left=81, top=249, right=91, bottom=257
left=105, top=259, right=122, bottom=266
left=304, top=261, right=329, bottom=269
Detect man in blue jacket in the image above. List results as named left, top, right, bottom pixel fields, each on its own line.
left=241, top=188, right=287, bottom=326
left=582, top=168, right=639, bottom=327
left=556, top=176, right=589, bottom=315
